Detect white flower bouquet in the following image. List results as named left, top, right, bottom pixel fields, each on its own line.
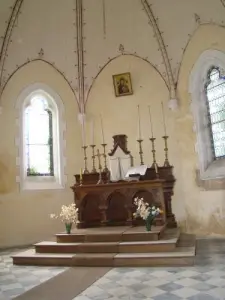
left=50, top=203, right=79, bottom=234
left=133, top=197, right=163, bottom=231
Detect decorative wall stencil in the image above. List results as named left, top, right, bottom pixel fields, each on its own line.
left=76, top=0, right=85, bottom=113
left=113, top=72, right=133, bottom=97
left=220, top=0, right=225, bottom=8
left=38, top=48, right=44, bottom=59
left=102, top=0, right=106, bottom=39
left=0, top=0, right=24, bottom=97
left=119, top=44, right=125, bottom=54
left=0, top=59, right=77, bottom=105
left=194, top=13, right=201, bottom=25
left=140, top=0, right=176, bottom=100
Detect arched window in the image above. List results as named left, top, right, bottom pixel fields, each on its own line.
left=25, top=96, right=54, bottom=177
left=205, top=67, right=225, bottom=159
left=189, top=50, right=225, bottom=181
left=16, top=84, right=66, bottom=190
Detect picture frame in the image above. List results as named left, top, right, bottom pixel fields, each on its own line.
left=112, top=72, right=133, bottom=97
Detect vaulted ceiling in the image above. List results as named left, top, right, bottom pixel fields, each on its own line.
left=0, top=0, right=224, bottom=106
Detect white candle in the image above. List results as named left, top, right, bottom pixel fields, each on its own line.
left=148, top=105, right=154, bottom=138
left=81, top=115, right=86, bottom=146
left=91, top=120, right=95, bottom=145
left=137, top=105, right=141, bottom=139
left=161, top=102, right=167, bottom=136
left=100, top=114, right=105, bottom=144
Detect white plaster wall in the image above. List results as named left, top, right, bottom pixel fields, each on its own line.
left=0, top=1, right=225, bottom=247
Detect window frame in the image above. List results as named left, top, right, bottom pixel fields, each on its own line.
left=205, top=67, right=225, bottom=160
left=15, top=83, right=66, bottom=191
left=189, top=50, right=225, bottom=180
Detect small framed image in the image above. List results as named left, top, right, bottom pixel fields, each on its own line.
left=112, top=72, right=133, bottom=97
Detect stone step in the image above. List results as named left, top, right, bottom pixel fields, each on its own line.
left=12, top=249, right=74, bottom=266
left=56, top=225, right=166, bottom=243
left=35, top=230, right=179, bottom=254
left=12, top=244, right=195, bottom=267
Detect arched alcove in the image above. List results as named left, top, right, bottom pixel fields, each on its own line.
left=85, top=54, right=173, bottom=169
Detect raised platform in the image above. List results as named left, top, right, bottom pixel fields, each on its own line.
left=12, top=226, right=196, bottom=267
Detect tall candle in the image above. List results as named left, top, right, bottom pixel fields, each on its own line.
left=148, top=105, right=154, bottom=138
left=161, top=102, right=167, bottom=136
left=91, top=120, right=95, bottom=145
left=100, top=114, right=105, bottom=144
left=81, top=115, right=86, bottom=146
left=137, top=105, right=141, bottom=140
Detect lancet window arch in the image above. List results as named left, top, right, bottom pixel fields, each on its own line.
left=16, top=84, right=65, bottom=190
left=205, top=67, right=225, bottom=160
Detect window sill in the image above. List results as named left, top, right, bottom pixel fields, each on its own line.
left=200, top=159, right=225, bottom=180
left=21, top=176, right=64, bottom=191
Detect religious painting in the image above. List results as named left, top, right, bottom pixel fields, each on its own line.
left=113, top=72, right=133, bottom=97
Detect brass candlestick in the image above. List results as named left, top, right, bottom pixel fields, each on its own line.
left=101, top=143, right=109, bottom=173
left=137, top=139, right=144, bottom=165
left=95, top=149, right=104, bottom=184
left=150, top=137, right=159, bottom=178
left=90, top=144, right=97, bottom=173
left=82, top=145, right=89, bottom=174
left=149, top=137, right=157, bottom=167
left=162, top=135, right=170, bottom=167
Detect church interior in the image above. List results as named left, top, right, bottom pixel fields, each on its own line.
left=1, top=0, right=225, bottom=299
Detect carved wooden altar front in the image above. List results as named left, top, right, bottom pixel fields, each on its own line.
left=71, top=180, right=166, bottom=228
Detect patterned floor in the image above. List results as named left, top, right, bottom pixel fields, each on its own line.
left=73, top=239, right=225, bottom=300
left=1, top=239, right=225, bottom=300
left=0, top=248, right=67, bottom=300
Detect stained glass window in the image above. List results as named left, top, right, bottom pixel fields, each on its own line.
left=205, top=67, right=225, bottom=159
left=25, top=96, right=54, bottom=176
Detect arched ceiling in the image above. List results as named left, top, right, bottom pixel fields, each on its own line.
left=0, top=0, right=224, bottom=108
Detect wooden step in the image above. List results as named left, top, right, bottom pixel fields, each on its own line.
left=56, top=225, right=165, bottom=243
left=12, top=249, right=74, bottom=266
left=35, top=230, right=179, bottom=254
left=12, top=245, right=195, bottom=267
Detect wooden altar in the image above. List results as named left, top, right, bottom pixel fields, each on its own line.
left=71, top=179, right=166, bottom=228
left=71, top=134, right=177, bottom=229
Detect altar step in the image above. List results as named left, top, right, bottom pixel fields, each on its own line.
left=35, top=229, right=180, bottom=254
left=12, top=227, right=196, bottom=267
left=12, top=233, right=195, bottom=267
left=56, top=225, right=166, bottom=243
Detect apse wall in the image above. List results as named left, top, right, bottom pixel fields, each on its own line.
left=176, top=24, right=225, bottom=235
left=0, top=60, right=82, bottom=248
left=86, top=54, right=185, bottom=221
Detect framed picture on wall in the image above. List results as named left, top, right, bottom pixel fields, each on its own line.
left=112, top=72, right=133, bottom=97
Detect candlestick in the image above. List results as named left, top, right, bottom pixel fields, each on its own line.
left=162, top=135, right=170, bottom=167
left=149, top=137, right=159, bottom=178
left=81, top=115, right=86, bottom=147
left=149, top=137, right=157, bottom=167
left=137, top=105, right=142, bottom=139
left=101, top=143, right=109, bottom=173
left=137, top=139, right=144, bottom=165
left=82, top=145, right=89, bottom=174
left=90, top=144, right=97, bottom=173
left=148, top=105, right=154, bottom=138
left=161, top=102, right=167, bottom=136
left=79, top=168, right=83, bottom=185
left=95, top=149, right=104, bottom=184
left=100, top=114, right=105, bottom=144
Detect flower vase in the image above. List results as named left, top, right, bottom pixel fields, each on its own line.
left=65, top=223, right=72, bottom=234
left=145, top=216, right=154, bottom=232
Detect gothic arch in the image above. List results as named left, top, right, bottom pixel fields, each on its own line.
left=85, top=53, right=169, bottom=107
